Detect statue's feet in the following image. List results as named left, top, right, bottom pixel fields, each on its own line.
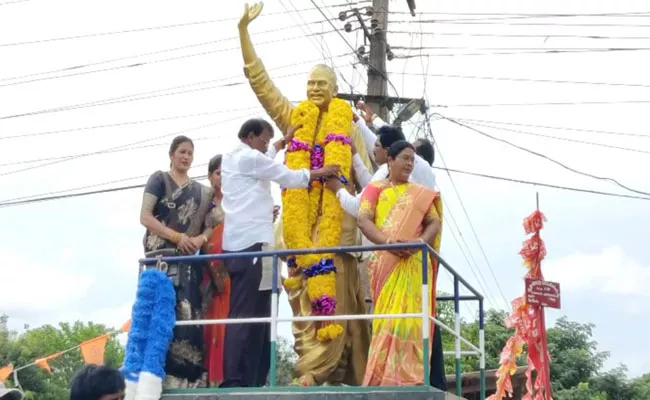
left=291, top=375, right=316, bottom=386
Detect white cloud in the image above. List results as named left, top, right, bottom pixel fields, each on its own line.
left=545, top=246, right=650, bottom=298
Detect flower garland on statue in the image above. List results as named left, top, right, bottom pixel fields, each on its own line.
left=281, top=98, right=352, bottom=342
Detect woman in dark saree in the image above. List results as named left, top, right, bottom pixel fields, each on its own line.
left=140, top=135, right=218, bottom=389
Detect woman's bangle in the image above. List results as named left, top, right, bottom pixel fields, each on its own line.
left=201, top=234, right=209, bottom=244
left=417, top=237, right=425, bottom=244
left=170, top=232, right=181, bottom=244
left=385, top=238, right=392, bottom=244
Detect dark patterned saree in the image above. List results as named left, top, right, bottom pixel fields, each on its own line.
left=143, top=170, right=216, bottom=387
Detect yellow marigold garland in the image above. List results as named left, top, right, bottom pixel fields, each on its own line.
left=282, top=98, right=353, bottom=342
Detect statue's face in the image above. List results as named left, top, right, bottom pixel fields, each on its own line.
left=306, top=66, right=337, bottom=109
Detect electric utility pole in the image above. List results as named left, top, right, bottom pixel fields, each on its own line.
left=366, top=0, right=389, bottom=122
left=337, top=0, right=423, bottom=124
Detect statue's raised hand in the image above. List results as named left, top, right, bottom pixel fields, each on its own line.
left=239, top=2, right=264, bottom=29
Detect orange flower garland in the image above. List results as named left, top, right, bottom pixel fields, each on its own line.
left=282, top=98, right=353, bottom=341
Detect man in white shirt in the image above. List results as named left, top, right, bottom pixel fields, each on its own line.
left=326, top=123, right=436, bottom=217
left=220, top=118, right=339, bottom=388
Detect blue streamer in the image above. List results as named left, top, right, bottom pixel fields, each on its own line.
left=141, top=270, right=176, bottom=379
left=121, top=269, right=157, bottom=382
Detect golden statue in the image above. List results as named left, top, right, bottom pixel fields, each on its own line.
left=238, top=2, right=372, bottom=386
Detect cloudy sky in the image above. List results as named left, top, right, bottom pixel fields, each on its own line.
left=1, top=0, right=649, bottom=378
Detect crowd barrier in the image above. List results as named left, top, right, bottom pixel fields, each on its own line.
left=139, top=242, right=486, bottom=399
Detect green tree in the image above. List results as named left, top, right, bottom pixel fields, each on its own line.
left=554, top=382, right=607, bottom=400
left=547, top=317, right=608, bottom=392
left=275, top=336, right=297, bottom=385
left=589, top=365, right=635, bottom=400
left=631, top=373, right=650, bottom=399
left=438, top=303, right=517, bottom=375
left=0, top=315, right=124, bottom=400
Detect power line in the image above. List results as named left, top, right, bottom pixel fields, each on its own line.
left=0, top=120, right=227, bottom=178
left=308, top=0, right=403, bottom=104
left=0, top=56, right=352, bottom=120
left=398, top=48, right=650, bottom=57
left=391, top=11, right=650, bottom=17
left=395, top=45, right=650, bottom=52
left=0, top=27, right=340, bottom=88
left=0, top=2, right=368, bottom=48
left=438, top=115, right=650, bottom=197
left=0, top=108, right=262, bottom=167
left=434, top=167, right=650, bottom=201
left=459, top=121, right=650, bottom=154
left=390, top=30, right=650, bottom=41
left=390, top=70, right=650, bottom=89
left=436, top=99, right=650, bottom=107
left=0, top=0, right=28, bottom=5
left=451, top=117, right=650, bottom=139
left=3, top=162, right=647, bottom=208
left=391, top=19, right=650, bottom=28
left=423, top=112, right=511, bottom=310
left=439, top=194, right=501, bottom=311
left=0, top=138, right=214, bottom=167
left=0, top=107, right=261, bottom=141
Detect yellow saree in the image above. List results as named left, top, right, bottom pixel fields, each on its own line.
left=358, top=181, right=442, bottom=386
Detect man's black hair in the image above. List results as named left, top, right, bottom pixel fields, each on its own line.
left=377, top=125, right=406, bottom=149
left=70, top=365, right=125, bottom=400
left=208, top=154, right=222, bottom=174
left=413, top=138, right=435, bottom=166
left=237, top=118, right=275, bottom=140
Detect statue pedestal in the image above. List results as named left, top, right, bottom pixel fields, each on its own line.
left=161, top=386, right=466, bottom=400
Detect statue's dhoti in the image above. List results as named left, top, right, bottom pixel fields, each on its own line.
left=287, top=253, right=370, bottom=385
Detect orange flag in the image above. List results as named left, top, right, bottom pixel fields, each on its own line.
left=0, top=364, right=13, bottom=383
left=120, top=319, right=131, bottom=333
left=35, top=352, right=63, bottom=374
left=80, top=334, right=109, bottom=365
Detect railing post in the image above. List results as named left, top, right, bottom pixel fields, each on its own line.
left=478, top=299, right=485, bottom=400
left=454, top=276, right=461, bottom=397
left=421, top=243, right=430, bottom=385
left=269, top=255, right=279, bottom=387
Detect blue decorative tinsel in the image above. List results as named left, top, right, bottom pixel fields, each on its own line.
left=338, top=175, right=349, bottom=185
left=121, top=269, right=158, bottom=382
left=303, top=258, right=337, bottom=278
left=141, top=271, right=176, bottom=379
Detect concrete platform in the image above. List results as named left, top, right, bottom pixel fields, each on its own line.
left=161, top=386, right=466, bottom=400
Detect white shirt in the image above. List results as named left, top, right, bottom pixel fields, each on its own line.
left=336, top=121, right=437, bottom=217
left=222, top=143, right=310, bottom=251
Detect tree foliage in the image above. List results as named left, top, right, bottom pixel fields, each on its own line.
left=1, top=312, right=649, bottom=399
left=0, top=315, right=124, bottom=400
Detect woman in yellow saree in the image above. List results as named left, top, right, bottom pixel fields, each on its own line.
left=357, top=140, right=442, bottom=386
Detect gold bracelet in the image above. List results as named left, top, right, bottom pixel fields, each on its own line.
left=171, top=232, right=181, bottom=244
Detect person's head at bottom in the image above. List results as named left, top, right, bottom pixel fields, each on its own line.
left=0, top=382, right=23, bottom=400
left=70, top=365, right=125, bottom=400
